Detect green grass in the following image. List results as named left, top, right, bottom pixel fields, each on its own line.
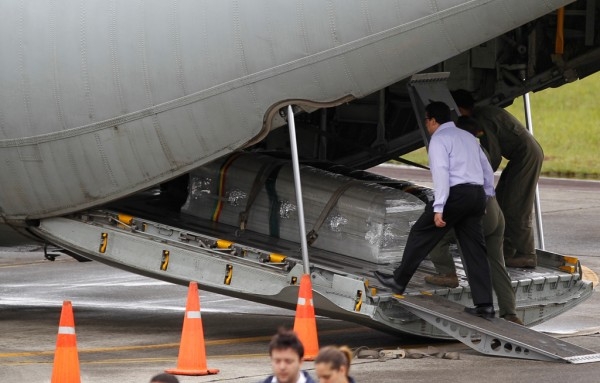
left=399, top=72, right=600, bottom=179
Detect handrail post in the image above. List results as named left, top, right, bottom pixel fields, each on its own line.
left=287, top=105, right=311, bottom=273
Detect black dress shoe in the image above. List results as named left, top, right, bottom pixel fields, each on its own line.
left=501, top=314, right=524, bottom=325
left=373, top=271, right=406, bottom=295
left=464, top=305, right=495, bottom=319
left=374, top=270, right=393, bottom=279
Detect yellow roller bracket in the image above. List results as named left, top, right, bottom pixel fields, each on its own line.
left=216, top=239, right=233, bottom=249
left=160, top=250, right=170, bottom=271
left=563, top=255, right=579, bottom=264
left=269, top=253, right=287, bottom=263
left=99, top=233, right=108, bottom=253
left=354, top=290, right=363, bottom=312
left=560, top=255, right=579, bottom=273
left=224, top=264, right=233, bottom=285
left=117, top=213, right=134, bottom=228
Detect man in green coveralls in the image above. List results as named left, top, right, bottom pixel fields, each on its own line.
left=452, top=90, right=544, bottom=268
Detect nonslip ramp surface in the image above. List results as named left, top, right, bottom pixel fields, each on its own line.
left=394, top=293, right=600, bottom=363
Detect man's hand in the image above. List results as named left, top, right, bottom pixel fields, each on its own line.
left=434, top=212, right=446, bottom=228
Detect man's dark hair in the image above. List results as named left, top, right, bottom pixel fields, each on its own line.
left=451, top=89, right=475, bottom=110
left=150, top=373, right=180, bottom=383
left=268, top=328, right=304, bottom=359
left=425, top=101, right=452, bottom=124
left=456, top=115, right=480, bottom=136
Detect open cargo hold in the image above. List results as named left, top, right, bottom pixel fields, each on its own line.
left=32, top=151, right=593, bottom=341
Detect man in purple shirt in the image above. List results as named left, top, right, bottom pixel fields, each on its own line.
left=375, top=101, right=496, bottom=318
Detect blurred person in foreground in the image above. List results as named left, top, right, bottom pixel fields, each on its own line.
left=262, top=328, right=316, bottom=383
left=315, top=345, right=356, bottom=383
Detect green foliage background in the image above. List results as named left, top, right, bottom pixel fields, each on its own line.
left=400, top=72, right=600, bottom=179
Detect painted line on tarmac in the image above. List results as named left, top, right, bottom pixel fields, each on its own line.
left=0, top=326, right=443, bottom=365
left=581, top=265, right=599, bottom=288
left=0, top=259, right=70, bottom=268
left=0, top=333, right=299, bottom=359
left=1, top=354, right=271, bottom=366
left=81, top=353, right=270, bottom=365
left=0, top=327, right=375, bottom=359
left=1, top=357, right=173, bottom=366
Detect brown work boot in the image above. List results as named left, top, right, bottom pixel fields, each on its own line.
left=505, top=257, right=536, bottom=268
left=424, top=273, right=459, bottom=288
left=502, top=314, right=524, bottom=325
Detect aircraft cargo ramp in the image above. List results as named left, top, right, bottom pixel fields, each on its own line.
left=392, top=293, right=600, bottom=363
left=31, top=198, right=595, bottom=362
left=29, top=150, right=594, bottom=362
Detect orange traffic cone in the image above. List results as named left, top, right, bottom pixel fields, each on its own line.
left=166, top=282, right=219, bottom=376
left=293, top=274, right=319, bottom=360
left=51, top=300, right=81, bottom=383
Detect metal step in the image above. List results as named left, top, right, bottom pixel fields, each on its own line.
left=394, top=293, right=600, bottom=364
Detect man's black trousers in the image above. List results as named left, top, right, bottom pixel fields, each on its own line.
left=393, top=184, right=493, bottom=306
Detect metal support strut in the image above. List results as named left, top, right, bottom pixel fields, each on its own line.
left=287, top=105, right=311, bottom=274
left=522, top=92, right=545, bottom=250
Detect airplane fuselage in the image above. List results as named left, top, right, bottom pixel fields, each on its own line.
left=0, top=0, right=572, bottom=221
